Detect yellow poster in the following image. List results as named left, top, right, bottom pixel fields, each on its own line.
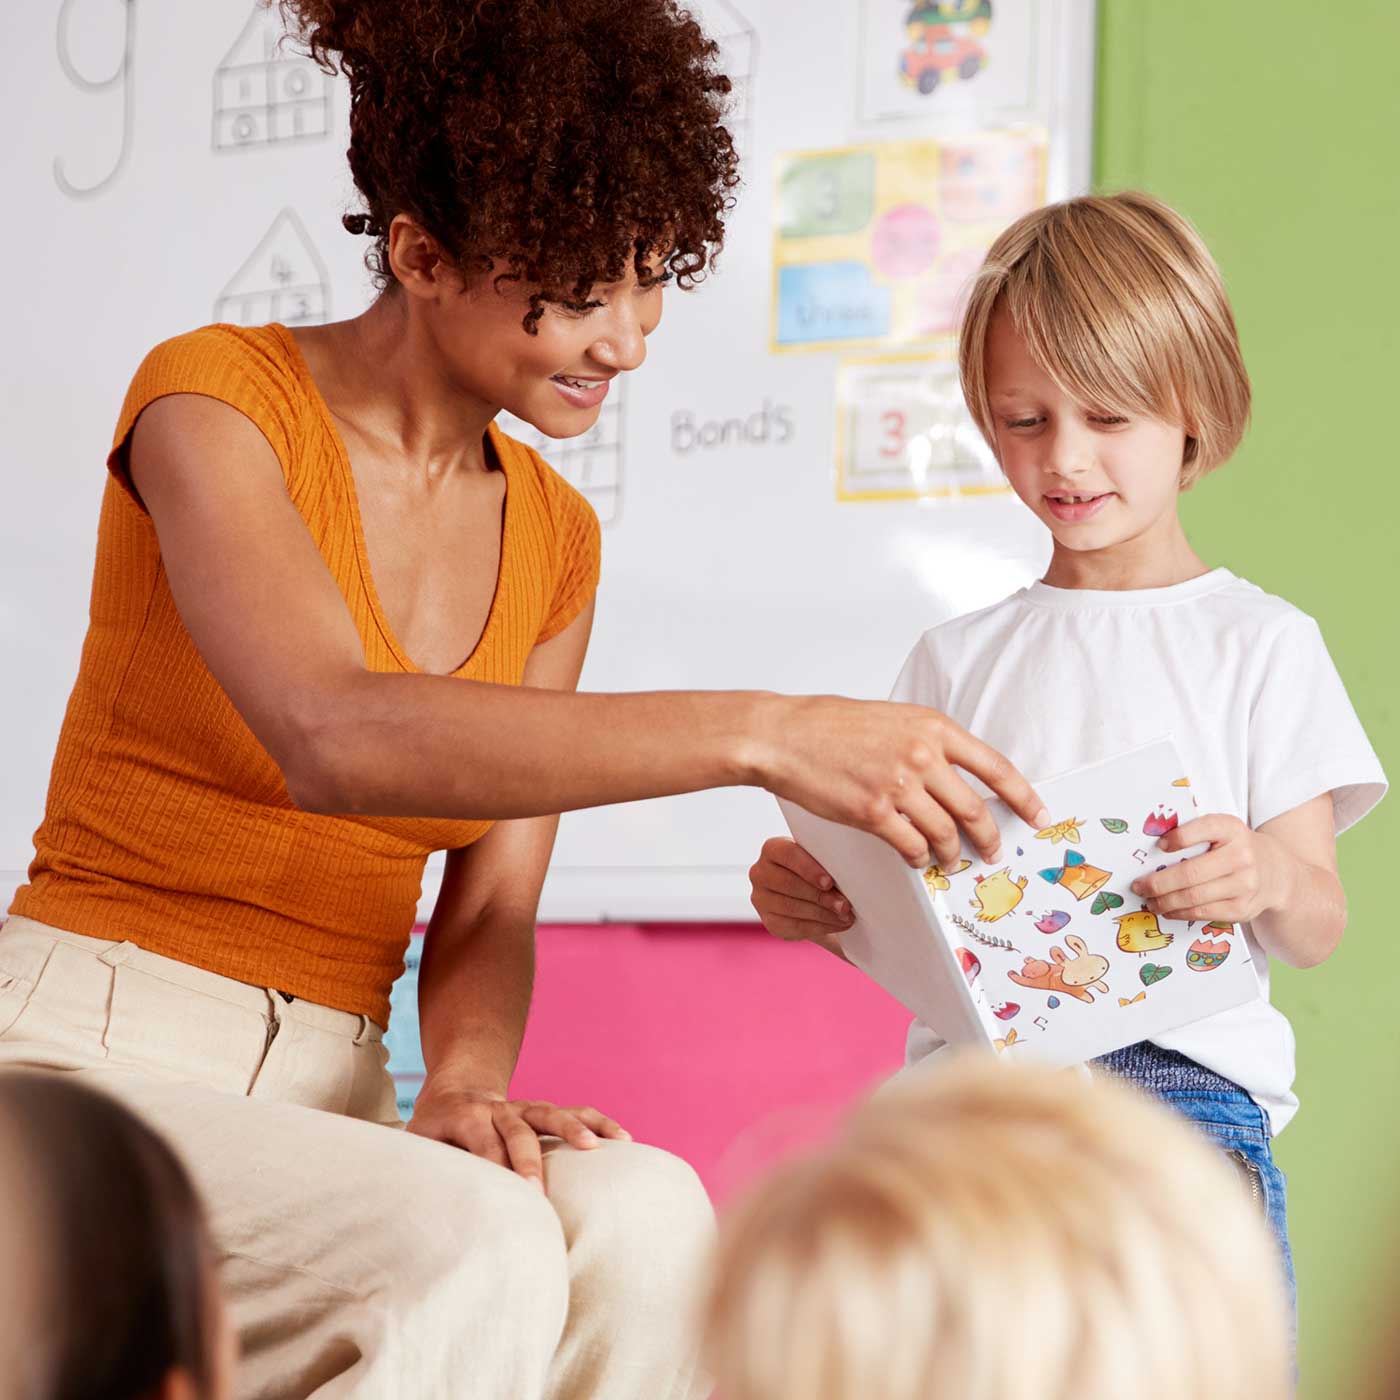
left=772, top=127, right=1046, bottom=355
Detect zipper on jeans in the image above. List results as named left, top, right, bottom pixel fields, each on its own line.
left=1225, top=1147, right=1264, bottom=1210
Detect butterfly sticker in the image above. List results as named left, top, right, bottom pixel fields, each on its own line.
left=994, top=1028, right=1022, bottom=1052
left=923, top=860, right=972, bottom=892
left=1118, top=991, right=1146, bottom=1006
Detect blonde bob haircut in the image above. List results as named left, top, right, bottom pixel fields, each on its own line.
left=704, top=1057, right=1291, bottom=1400
left=959, top=191, right=1250, bottom=487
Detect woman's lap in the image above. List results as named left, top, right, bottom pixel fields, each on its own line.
left=0, top=916, right=714, bottom=1399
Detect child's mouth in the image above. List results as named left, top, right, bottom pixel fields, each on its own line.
left=1045, top=492, right=1112, bottom=523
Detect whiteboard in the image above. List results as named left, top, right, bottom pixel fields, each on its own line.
left=0, top=0, right=1094, bottom=921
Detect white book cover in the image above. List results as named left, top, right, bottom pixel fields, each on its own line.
left=779, top=739, right=1259, bottom=1067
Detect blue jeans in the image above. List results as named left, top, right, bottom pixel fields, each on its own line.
left=1094, top=1042, right=1296, bottom=1326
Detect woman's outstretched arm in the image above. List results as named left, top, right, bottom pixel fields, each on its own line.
left=128, top=393, right=1047, bottom=869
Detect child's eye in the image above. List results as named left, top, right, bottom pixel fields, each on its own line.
left=1089, top=414, right=1129, bottom=426
left=1004, top=416, right=1044, bottom=430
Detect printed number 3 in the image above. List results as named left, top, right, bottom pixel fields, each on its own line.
left=879, top=409, right=906, bottom=459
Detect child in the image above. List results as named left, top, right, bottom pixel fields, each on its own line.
left=0, top=1071, right=234, bottom=1400
left=749, top=192, right=1387, bottom=1304
left=703, top=1057, right=1292, bottom=1400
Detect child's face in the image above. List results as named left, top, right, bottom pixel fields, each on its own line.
left=983, top=308, right=1189, bottom=555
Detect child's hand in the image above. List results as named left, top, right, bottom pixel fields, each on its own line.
left=1131, top=815, right=1285, bottom=924
left=750, top=837, right=854, bottom=958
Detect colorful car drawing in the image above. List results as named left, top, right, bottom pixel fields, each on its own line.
left=901, top=2, right=992, bottom=95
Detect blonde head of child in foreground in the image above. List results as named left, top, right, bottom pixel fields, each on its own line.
left=704, top=1059, right=1290, bottom=1400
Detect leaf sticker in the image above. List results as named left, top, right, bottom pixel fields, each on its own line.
left=1140, top=963, right=1173, bottom=986
left=1090, top=891, right=1125, bottom=916
left=1100, top=818, right=1129, bottom=834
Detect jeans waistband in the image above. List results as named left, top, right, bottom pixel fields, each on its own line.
left=0, top=916, right=383, bottom=1044
left=1093, top=1040, right=1245, bottom=1097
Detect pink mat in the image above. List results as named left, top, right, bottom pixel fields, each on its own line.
left=511, top=924, right=909, bottom=1199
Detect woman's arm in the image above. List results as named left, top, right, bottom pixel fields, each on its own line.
left=407, top=607, right=625, bottom=1186
left=128, top=394, right=1047, bottom=869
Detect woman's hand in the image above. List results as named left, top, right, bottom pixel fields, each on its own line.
left=1131, top=815, right=1285, bottom=924
left=406, top=1081, right=631, bottom=1191
left=749, top=837, right=853, bottom=957
left=754, top=696, right=1048, bottom=870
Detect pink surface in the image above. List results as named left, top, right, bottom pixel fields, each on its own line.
left=511, top=923, right=911, bottom=1200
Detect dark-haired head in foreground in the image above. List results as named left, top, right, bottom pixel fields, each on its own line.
left=0, top=1073, right=232, bottom=1400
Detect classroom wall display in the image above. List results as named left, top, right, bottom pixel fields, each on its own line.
left=0, top=0, right=1094, bottom=923
left=772, top=128, right=1047, bottom=353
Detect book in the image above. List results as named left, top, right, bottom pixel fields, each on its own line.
left=778, top=739, right=1260, bottom=1066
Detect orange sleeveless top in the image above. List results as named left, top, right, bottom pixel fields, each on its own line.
left=10, top=324, right=601, bottom=1025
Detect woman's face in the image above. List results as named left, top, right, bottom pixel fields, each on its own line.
left=402, top=229, right=668, bottom=439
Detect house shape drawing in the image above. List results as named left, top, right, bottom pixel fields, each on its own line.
left=690, top=0, right=757, bottom=147
left=213, top=5, right=332, bottom=150
left=496, top=389, right=626, bottom=527
left=214, top=209, right=330, bottom=327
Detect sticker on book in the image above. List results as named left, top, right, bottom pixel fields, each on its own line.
left=1007, top=936, right=1110, bottom=1005
left=970, top=868, right=1027, bottom=922
left=1114, top=907, right=1172, bottom=956
left=1038, top=850, right=1110, bottom=902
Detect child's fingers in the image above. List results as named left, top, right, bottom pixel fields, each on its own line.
left=767, top=837, right=837, bottom=893
left=755, top=861, right=850, bottom=913
left=765, top=915, right=849, bottom=952
left=1132, top=845, right=1234, bottom=898
left=759, top=891, right=852, bottom=929
left=1159, top=814, right=1242, bottom=850
left=1147, top=876, right=1241, bottom=920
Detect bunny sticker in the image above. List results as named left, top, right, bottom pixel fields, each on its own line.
left=1007, top=935, right=1111, bottom=1005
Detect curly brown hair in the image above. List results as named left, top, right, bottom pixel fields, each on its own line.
left=279, top=0, right=742, bottom=331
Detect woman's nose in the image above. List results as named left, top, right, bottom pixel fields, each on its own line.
left=594, top=308, right=648, bottom=373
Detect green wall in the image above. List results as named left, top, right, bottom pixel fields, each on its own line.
left=1095, top=4, right=1399, bottom=1394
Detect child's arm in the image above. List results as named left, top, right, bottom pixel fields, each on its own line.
left=1130, top=794, right=1344, bottom=968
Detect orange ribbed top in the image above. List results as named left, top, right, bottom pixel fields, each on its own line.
left=11, top=324, right=601, bottom=1025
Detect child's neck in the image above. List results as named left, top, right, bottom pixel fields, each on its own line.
left=1042, top=515, right=1210, bottom=592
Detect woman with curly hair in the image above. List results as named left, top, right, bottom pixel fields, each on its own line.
left=0, top=1, right=1045, bottom=1395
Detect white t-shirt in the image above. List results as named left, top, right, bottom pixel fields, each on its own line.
left=889, top=568, right=1386, bottom=1134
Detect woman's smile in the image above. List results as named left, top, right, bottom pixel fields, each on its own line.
left=550, top=373, right=613, bottom=409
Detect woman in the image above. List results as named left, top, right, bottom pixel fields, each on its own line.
left=0, top=2, right=1044, bottom=1396
left=0, top=1072, right=235, bottom=1400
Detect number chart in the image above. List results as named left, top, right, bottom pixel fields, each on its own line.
left=835, top=354, right=1005, bottom=502
left=496, top=388, right=627, bottom=528
left=214, top=207, right=331, bottom=327
left=772, top=127, right=1045, bottom=354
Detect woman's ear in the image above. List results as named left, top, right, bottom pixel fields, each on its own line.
left=386, top=214, right=457, bottom=299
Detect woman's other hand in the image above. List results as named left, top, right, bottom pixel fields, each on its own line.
left=406, top=1082, right=631, bottom=1192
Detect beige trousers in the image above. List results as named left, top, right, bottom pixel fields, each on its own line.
left=0, top=916, right=715, bottom=1400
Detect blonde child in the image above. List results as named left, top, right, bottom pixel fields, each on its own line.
left=703, top=1058, right=1292, bottom=1400
left=749, top=192, right=1387, bottom=1308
